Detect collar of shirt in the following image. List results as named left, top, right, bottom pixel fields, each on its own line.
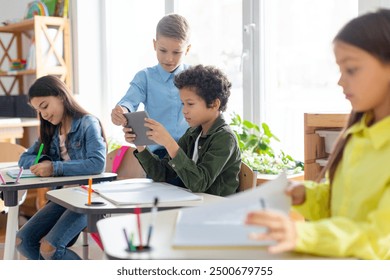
left=344, top=112, right=390, bottom=150
left=187, top=114, right=226, bottom=140
left=157, top=63, right=186, bottom=83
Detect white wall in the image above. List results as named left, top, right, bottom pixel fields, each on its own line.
left=0, top=0, right=30, bottom=22
left=70, top=0, right=105, bottom=121
left=359, top=0, right=390, bottom=13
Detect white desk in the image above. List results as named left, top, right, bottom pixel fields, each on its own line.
left=46, top=182, right=223, bottom=233
left=97, top=209, right=328, bottom=260
left=0, top=171, right=117, bottom=260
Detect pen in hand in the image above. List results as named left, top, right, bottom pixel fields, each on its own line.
left=34, top=143, right=44, bottom=165
left=259, top=198, right=266, bottom=210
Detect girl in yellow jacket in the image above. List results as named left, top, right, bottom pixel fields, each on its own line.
left=245, top=9, right=390, bottom=260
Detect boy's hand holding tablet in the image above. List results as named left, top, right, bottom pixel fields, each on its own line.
left=123, top=111, right=157, bottom=146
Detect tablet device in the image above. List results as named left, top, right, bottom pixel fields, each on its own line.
left=124, top=111, right=156, bottom=146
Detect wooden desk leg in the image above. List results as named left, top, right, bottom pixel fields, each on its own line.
left=4, top=205, right=19, bottom=260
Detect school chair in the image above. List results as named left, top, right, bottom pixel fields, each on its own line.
left=238, top=161, right=257, bottom=192
left=0, top=142, right=27, bottom=214
left=105, top=146, right=146, bottom=180
left=81, top=146, right=146, bottom=259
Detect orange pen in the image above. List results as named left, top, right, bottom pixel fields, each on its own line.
left=87, top=177, right=92, bottom=205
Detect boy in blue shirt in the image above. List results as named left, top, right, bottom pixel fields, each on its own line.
left=111, top=14, right=191, bottom=158
left=125, top=65, right=241, bottom=196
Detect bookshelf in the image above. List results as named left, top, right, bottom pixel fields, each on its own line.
left=0, top=15, right=72, bottom=96
left=304, top=113, right=349, bottom=180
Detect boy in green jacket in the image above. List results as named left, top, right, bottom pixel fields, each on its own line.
left=123, top=65, right=241, bottom=196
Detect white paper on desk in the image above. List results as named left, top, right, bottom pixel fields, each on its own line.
left=173, top=172, right=290, bottom=247
left=92, top=181, right=202, bottom=205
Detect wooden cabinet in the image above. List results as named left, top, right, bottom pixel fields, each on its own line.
left=304, top=113, right=349, bottom=180
left=0, top=16, right=72, bottom=96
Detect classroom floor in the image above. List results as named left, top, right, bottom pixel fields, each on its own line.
left=0, top=213, right=105, bottom=260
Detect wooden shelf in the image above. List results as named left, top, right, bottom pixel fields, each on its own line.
left=0, top=16, right=72, bottom=95
left=0, top=19, right=35, bottom=33
left=304, top=113, right=349, bottom=180
left=0, top=69, right=36, bottom=76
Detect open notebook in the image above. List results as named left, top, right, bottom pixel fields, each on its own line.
left=92, top=179, right=202, bottom=205
left=172, top=172, right=290, bottom=248
left=6, top=168, right=37, bottom=179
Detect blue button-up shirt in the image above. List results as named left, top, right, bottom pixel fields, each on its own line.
left=118, top=63, right=189, bottom=151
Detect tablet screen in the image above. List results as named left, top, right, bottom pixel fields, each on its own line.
left=123, top=111, right=156, bottom=146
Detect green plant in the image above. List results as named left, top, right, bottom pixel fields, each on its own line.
left=230, top=113, right=303, bottom=175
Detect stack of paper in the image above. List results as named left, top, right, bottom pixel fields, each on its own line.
left=173, top=172, right=290, bottom=247
left=93, top=180, right=202, bottom=206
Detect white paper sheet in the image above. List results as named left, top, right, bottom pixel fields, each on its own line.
left=173, top=172, right=291, bottom=247
left=92, top=180, right=202, bottom=205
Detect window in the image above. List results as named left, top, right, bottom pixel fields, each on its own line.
left=103, top=0, right=165, bottom=141
left=103, top=0, right=243, bottom=142
left=174, top=0, right=243, bottom=120
left=260, top=0, right=358, bottom=160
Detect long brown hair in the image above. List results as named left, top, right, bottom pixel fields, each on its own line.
left=28, top=75, right=107, bottom=154
left=318, top=9, right=390, bottom=196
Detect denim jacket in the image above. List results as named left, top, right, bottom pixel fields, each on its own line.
left=19, top=115, right=106, bottom=176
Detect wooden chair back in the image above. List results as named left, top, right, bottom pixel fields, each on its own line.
left=0, top=142, right=27, bottom=213
left=0, top=142, right=26, bottom=162
left=238, top=161, right=257, bottom=192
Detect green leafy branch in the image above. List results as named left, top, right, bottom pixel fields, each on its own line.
left=230, top=113, right=303, bottom=175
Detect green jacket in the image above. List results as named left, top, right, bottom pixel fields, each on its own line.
left=135, top=115, right=241, bottom=196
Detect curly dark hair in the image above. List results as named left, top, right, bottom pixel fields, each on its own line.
left=174, top=65, right=231, bottom=112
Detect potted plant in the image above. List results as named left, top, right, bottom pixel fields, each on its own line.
left=229, top=113, right=304, bottom=182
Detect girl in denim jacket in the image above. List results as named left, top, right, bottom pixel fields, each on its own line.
left=16, top=75, right=106, bottom=259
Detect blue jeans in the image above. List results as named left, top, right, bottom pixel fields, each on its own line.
left=16, top=201, right=86, bottom=260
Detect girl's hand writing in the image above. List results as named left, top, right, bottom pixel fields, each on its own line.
left=30, top=160, right=53, bottom=177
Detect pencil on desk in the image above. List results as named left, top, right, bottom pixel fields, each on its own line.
left=122, top=228, right=131, bottom=251
left=80, top=185, right=95, bottom=193
left=134, top=207, right=143, bottom=250
left=146, top=197, right=159, bottom=247
left=34, top=143, right=44, bottom=165
left=0, top=173, right=6, bottom=184
left=15, top=166, right=23, bottom=183
left=87, top=177, right=92, bottom=205
left=130, top=232, right=136, bottom=251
